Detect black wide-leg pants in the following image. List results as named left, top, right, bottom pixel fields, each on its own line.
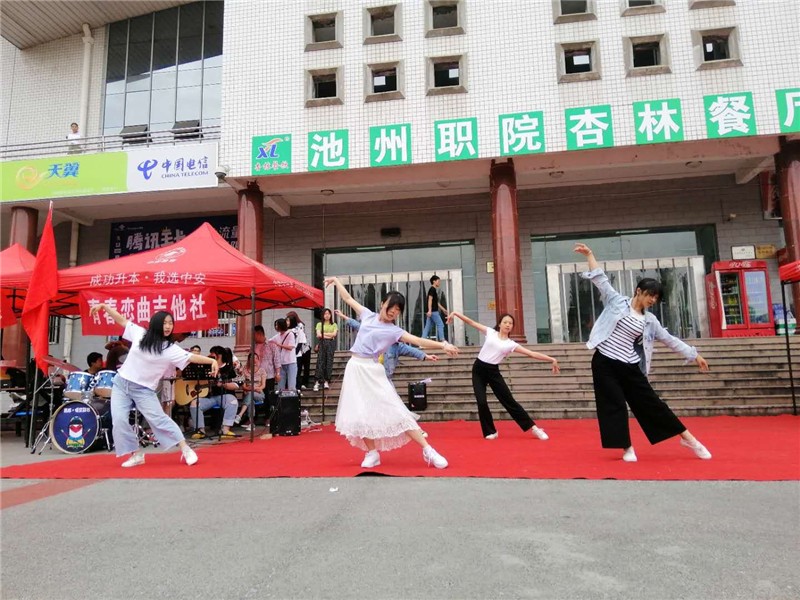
left=472, top=358, right=535, bottom=437
left=591, top=351, right=686, bottom=449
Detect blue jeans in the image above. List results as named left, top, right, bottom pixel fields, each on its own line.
left=110, top=376, right=184, bottom=457
left=422, top=311, right=445, bottom=341
left=278, top=363, right=297, bottom=391
left=194, top=394, right=238, bottom=429
left=242, top=391, right=265, bottom=408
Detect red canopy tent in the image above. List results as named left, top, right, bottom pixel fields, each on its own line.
left=778, top=260, right=800, bottom=415
left=0, top=243, right=37, bottom=327
left=55, top=222, right=323, bottom=324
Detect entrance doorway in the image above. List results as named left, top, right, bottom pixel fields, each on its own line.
left=546, top=256, right=709, bottom=343
left=324, top=270, right=465, bottom=350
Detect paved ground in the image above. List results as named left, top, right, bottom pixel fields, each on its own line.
left=1, top=431, right=799, bottom=600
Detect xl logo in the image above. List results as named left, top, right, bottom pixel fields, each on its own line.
left=256, top=138, right=284, bottom=159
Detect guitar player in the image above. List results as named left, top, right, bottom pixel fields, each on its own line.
left=190, top=346, right=240, bottom=439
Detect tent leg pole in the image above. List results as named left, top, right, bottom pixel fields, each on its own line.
left=249, top=289, right=256, bottom=443
left=782, top=283, right=797, bottom=416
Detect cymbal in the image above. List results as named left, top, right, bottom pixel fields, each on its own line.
left=40, top=356, right=80, bottom=372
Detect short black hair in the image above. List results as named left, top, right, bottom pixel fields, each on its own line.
left=87, top=352, right=103, bottom=366
left=274, top=318, right=288, bottom=332
left=382, top=291, right=406, bottom=314
left=430, top=275, right=440, bottom=285
left=254, top=325, right=265, bottom=334
left=636, top=278, right=663, bottom=299
left=190, top=345, right=201, bottom=352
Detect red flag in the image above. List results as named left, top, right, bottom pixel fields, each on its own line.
left=21, top=203, right=58, bottom=373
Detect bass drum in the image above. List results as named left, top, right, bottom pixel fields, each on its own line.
left=50, top=400, right=111, bottom=454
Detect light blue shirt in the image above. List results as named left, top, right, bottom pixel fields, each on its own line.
left=580, top=268, right=698, bottom=375
left=348, top=308, right=404, bottom=360
left=345, top=318, right=425, bottom=379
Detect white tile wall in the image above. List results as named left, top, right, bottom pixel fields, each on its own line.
left=1, top=28, right=106, bottom=145
left=220, top=0, right=800, bottom=176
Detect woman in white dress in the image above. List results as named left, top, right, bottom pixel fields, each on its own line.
left=324, top=277, right=459, bottom=469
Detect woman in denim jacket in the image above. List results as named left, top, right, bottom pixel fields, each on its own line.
left=575, top=243, right=712, bottom=463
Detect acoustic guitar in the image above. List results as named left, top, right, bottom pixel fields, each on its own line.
left=173, top=378, right=242, bottom=406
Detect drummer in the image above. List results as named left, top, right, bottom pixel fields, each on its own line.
left=87, top=352, right=104, bottom=376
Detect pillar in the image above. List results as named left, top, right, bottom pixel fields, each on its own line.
left=234, top=182, right=264, bottom=352
left=2, top=207, right=39, bottom=367
left=777, top=138, right=800, bottom=313
left=490, top=159, right=527, bottom=343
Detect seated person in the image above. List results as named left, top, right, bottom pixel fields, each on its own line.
left=234, top=352, right=266, bottom=431
left=190, top=346, right=239, bottom=439
left=105, top=339, right=130, bottom=371
left=87, top=352, right=104, bottom=376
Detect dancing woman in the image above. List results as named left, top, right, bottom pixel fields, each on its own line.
left=324, top=277, right=459, bottom=469
left=574, top=243, right=712, bottom=462
left=89, top=303, right=218, bottom=468
left=447, top=311, right=560, bottom=440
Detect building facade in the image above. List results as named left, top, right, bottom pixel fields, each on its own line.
left=1, top=0, right=799, bottom=366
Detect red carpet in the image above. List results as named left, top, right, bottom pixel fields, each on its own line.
left=2, top=416, right=798, bottom=481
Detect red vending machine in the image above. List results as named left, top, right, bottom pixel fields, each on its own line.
left=705, top=260, right=775, bottom=337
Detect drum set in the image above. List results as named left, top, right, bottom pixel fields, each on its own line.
left=31, top=365, right=158, bottom=455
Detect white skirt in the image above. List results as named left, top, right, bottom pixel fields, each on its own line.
left=335, top=356, right=421, bottom=452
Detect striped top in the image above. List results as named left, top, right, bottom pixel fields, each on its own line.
left=596, top=309, right=645, bottom=364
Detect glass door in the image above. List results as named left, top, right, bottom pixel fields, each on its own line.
left=717, top=271, right=745, bottom=328
left=743, top=270, right=770, bottom=326
left=325, top=270, right=464, bottom=350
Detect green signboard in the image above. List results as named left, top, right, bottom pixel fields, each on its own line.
left=565, top=105, right=614, bottom=150
left=251, top=134, right=292, bottom=175
left=703, top=92, right=756, bottom=138
left=498, top=111, right=545, bottom=156
left=1, top=152, right=127, bottom=202
left=370, top=123, right=412, bottom=167
left=308, top=129, right=349, bottom=171
left=633, top=98, right=684, bottom=144
left=776, top=88, right=800, bottom=134
left=434, top=117, right=478, bottom=162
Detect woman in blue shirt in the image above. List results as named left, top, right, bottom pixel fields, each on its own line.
left=575, top=243, right=712, bottom=463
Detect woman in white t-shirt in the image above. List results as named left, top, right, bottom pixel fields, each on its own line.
left=325, top=276, right=459, bottom=469
left=270, top=318, right=297, bottom=391
left=89, top=303, right=219, bottom=468
left=448, top=311, right=560, bottom=440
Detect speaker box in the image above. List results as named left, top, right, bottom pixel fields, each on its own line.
left=408, top=382, right=427, bottom=411
left=269, top=390, right=301, bottom=436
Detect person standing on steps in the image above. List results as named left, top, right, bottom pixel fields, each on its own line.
left=421, top=275, right=449, bottom=341
left=88, top=303, right=218, bottom=468
left=447, top=311, right=560, bottom=440
left=574, top=242, right=713, bottom=463
left=324, top=276, right=459, bottom=469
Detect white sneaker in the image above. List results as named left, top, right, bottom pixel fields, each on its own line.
left=622, top=447, right=638, bottom=462
left=233, top=415, right=242, bottom=425
left=531, top=426, right=549, bottom=441
left=313, top=383, right=320, bottom=392
left=485, top=432, right=499, bottom=440
left=361, top=450, right=380, bottom=468
left=680, top=438, right=712, bottom=460
left=180, top=446, right=199, bottom=466
left=300, top=385, right=307, bottom=390
left=323, top=382, right=330, bottom=389
left=121, top=452, right=145, bottom=468
left=241, top=423, right=253, bottom=432
left=422, top=446, right=448, bottom=469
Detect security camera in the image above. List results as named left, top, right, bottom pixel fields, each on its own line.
left=215, top=165, right=230, bottom=179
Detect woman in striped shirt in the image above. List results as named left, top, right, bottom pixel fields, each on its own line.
left=575, top=243, right=712, bottom=463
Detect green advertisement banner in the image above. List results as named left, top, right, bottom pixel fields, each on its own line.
left=1, top=152, right=127, bottom=202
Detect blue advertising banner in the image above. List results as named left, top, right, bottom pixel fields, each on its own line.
left=109, top=215, right=238, bottom=259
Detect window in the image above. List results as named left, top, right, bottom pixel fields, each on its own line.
left=621, top=0, right=665, bottom=16
left=557, top=42, right=600, bottom=82
left=48, top=316, right=62, bottom=345
left=305, top=13, right=342, bottom=51
left=553, top=0, right=596, bottom=23
left=692, top=27, right=741, bottom=70
left=425, top=1, right=464, bottom=37
left=102, top=1, right=223, bottom=138
left=703, top=35, right=729, bottom=60
left=365, top=62, right=404, bottom=102
left=625, top=34, right=670, bottom=76
left=364, top=5, right=402, bottom=44
left=633, top=42, right=659, bottom=66
left=427, top=55, right=467, bottom=96
left=305, top=68, right=343, bottom=107
left=689, top=0, right=735, bottom=8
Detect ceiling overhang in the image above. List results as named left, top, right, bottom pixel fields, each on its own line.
left=1, top=1, right=193, bottom=49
